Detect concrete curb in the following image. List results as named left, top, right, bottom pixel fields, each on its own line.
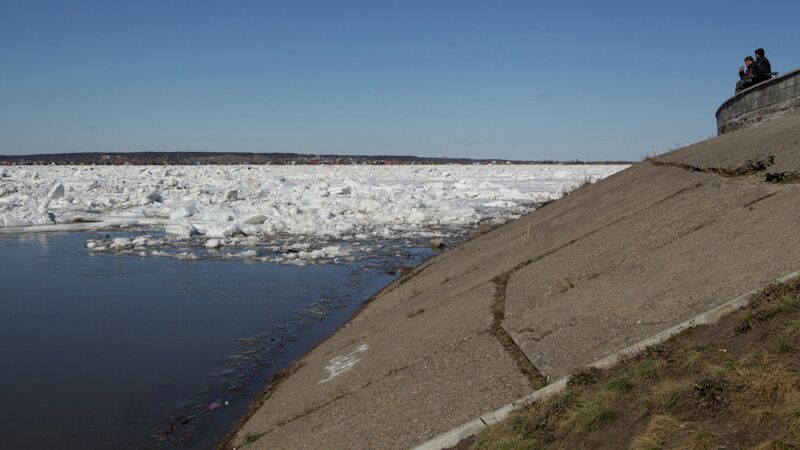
left=412, top=270, right=800, bottom=450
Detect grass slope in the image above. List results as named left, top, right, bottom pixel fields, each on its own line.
left=461, top=278, right=800, bottom=449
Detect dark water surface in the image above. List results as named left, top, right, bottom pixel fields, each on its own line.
left=0, top=232, right=423, bottom=449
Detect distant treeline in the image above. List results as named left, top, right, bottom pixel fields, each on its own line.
left=0, top=151, right=632, bottom=166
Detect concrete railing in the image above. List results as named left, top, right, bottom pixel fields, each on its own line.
left=716, top=67, right=800, bottom=134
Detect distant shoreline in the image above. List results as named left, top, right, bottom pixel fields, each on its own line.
left=0, top=151, right=634, bottom=166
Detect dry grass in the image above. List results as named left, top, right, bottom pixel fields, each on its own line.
left=536, top=176, right=596, bottom=209
left=465, top=278, right=800, bottom=449
left=629, top=414, right=721, bottom=450
left=563, top=398, right=616, bottom=434
left=629, top=414, right=681, bottom=450
left=559, top=176, right=595, bottom=198
left=604, top=376, right=634, bottom=394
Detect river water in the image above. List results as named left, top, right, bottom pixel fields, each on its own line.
left=0, top=231, right=430, bottom=449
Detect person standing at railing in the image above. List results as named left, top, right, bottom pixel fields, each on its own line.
left=753, top=48, right=772, bottom=84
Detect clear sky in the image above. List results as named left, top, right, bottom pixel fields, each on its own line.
left=1, top=1, right=798, bottom=160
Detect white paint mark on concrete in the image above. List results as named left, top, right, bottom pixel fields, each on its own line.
left=319, top=344, right=369, bottom=384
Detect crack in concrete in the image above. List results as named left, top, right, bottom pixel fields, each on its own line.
left=483, top=181, right=707, bottom=386
left=505, top=182, right=705, bottom=277
left=516, top=326, right=555, bottom=343
left=765, top=170, right=800, bottom=184
left=743, top=191, right=779, bottom=208
left=488, top=176, right=785, bottom=376
left=649, top=220, right=712, bottom=252
left=230, top=156, right=800, bottom=448
left=241, top=278, right=548, bottom=444
left=650, top=155, right=775, bottom=179
left=318, top=176, right=710, bottom=404
left=231, top=169, right=726, bottom=448
left=491, top=273, right=548, bottom=389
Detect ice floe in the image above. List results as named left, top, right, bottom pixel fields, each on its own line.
left=0, top=164, right=627, bottom=263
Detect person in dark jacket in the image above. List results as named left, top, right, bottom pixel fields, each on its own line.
left=752, top=48, right=773, bottom=84
left=736, top=56, right=756, bottom=93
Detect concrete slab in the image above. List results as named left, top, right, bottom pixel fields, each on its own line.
left=233, top=333, right=530, bottom=449
left=231, top=283, right=531, bottom=448
left=505, top=183, right=800, bottom=379
left=656, top=109, right=800, bottom=177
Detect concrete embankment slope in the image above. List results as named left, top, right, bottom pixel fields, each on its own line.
left=229, top=110, right=800, bottom=449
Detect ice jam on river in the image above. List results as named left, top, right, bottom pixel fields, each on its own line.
left=0, top=163, right=629, bottom=448
left=0, top=164, right=627, bottom=263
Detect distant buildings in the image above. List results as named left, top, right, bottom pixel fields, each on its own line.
left=0, top=152, right=633, bottom=166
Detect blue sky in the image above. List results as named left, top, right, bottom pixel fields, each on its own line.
left=1, top=1, right=798, bottom=160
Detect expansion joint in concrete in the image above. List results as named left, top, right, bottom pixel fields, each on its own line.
left=490, top=272, right=547, bottom=389
left=482, top=179, right=715, bottom=390
left=415, top=271, right=800, bottom=450
left=649, top=155, right=775, bottom=179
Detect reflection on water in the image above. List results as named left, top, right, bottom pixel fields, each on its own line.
left=0, top=231, right=424, bottom=449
